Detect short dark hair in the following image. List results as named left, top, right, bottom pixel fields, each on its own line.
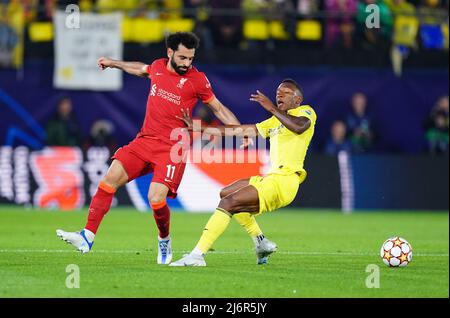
left=281, top=79, right=303, bottom=97
left=166, top=32, right=200, bottom=51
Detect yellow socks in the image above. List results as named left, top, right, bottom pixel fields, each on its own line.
left=195, top=208, right=232, bottom=254
left=194, top=210, right=265, bottom=256
left=233, top=212, right=263, bottom=238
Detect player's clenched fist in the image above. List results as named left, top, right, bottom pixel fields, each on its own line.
left=98, top=57, right=114, bottom=70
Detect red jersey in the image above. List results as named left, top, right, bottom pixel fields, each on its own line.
left=137, top=58, right=215, bottom=145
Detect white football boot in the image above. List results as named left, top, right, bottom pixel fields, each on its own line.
left=157, top=237, right=173, bottom=265
left=256, top=238, right=278, bottom=265
left=56, top=229, right=93, bottom=254
left=169, top=253, right=206, bottom=267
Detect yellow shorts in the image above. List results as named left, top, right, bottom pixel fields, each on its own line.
left=249, top=173, right=303, bottom=214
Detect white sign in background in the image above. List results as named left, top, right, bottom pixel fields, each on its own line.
left=53, top=11, right=123, bottom=91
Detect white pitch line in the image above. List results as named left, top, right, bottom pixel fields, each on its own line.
left=0, top=249, right=448, bottom=257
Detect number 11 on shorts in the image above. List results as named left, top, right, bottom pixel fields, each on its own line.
left=166, top=164, right=175, bottom=181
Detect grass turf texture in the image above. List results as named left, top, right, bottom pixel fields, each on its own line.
left=0, top=207, right=448, bottom=298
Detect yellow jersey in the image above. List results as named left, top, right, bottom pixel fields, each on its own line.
left=255, top=105, right=317, bottom=182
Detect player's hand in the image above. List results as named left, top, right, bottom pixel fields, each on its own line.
left=250, top=90, right=276, bottom=113
left=240, top=136, right=254, bottom=149
left=176, top=108, right=193, bottom=131
left=98, top=57, right=114, bottom=70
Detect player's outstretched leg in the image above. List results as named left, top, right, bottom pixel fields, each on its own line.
left=220, top=180, right=276, bottom=264
left=221, top=181, right=277, bottom=265
left=170, top=207, right=232, bottom=267
left=56, top=182, right=114, bottom=254
left=56, top=160, right=128, bottom=253
left=170, top=185, right=260, bottom=267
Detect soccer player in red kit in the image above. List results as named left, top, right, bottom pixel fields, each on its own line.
left=56, top=32, right=244, bottom=264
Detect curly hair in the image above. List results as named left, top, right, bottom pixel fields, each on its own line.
left=166, top=32, right=200, bottom=51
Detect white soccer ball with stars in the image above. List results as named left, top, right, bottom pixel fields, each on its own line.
left=380, top=237, right=413, bottom=267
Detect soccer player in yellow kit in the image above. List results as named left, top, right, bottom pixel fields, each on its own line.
left=171, top=79, right=317, bottom=266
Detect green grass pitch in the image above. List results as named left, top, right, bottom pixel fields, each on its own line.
left=0, top=206, right=448, bottom=298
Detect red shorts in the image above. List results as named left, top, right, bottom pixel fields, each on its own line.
left=112, top=136, right=187, bottom=198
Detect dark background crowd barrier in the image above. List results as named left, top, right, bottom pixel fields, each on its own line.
left=1, top=61, right=448, bottom=154
left=351, top=154, right=449, bottom=210
left=298, top=153, right=448, bottom=211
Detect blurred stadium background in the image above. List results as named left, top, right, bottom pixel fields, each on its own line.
left=0, top=0, right=448, bottom=212
left=0, top=0, right=448, bottom=298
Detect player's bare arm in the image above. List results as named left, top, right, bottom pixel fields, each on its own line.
left=209, top=124, right=258, bottom=138
left=177, top=108, right=258, bottom=137
left=98, top=57, right=148, bottom=77
left=205, top=97, right=255, bottom=148
left=250, top=90, right=311, bottom=135
left=205, top=97, right=241, bottom=125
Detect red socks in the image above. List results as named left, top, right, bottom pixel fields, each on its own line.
left=85, top=183, right=170, bottom=239
left=151, top=201, right=170, bottom=239
left=85, top=182, right=115, bottom=234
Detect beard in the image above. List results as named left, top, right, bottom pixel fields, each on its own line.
left=170, top=58, right=189, bottom=75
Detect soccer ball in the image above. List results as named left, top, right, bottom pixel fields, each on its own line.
left=380, top=237, right=413, bottom=267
